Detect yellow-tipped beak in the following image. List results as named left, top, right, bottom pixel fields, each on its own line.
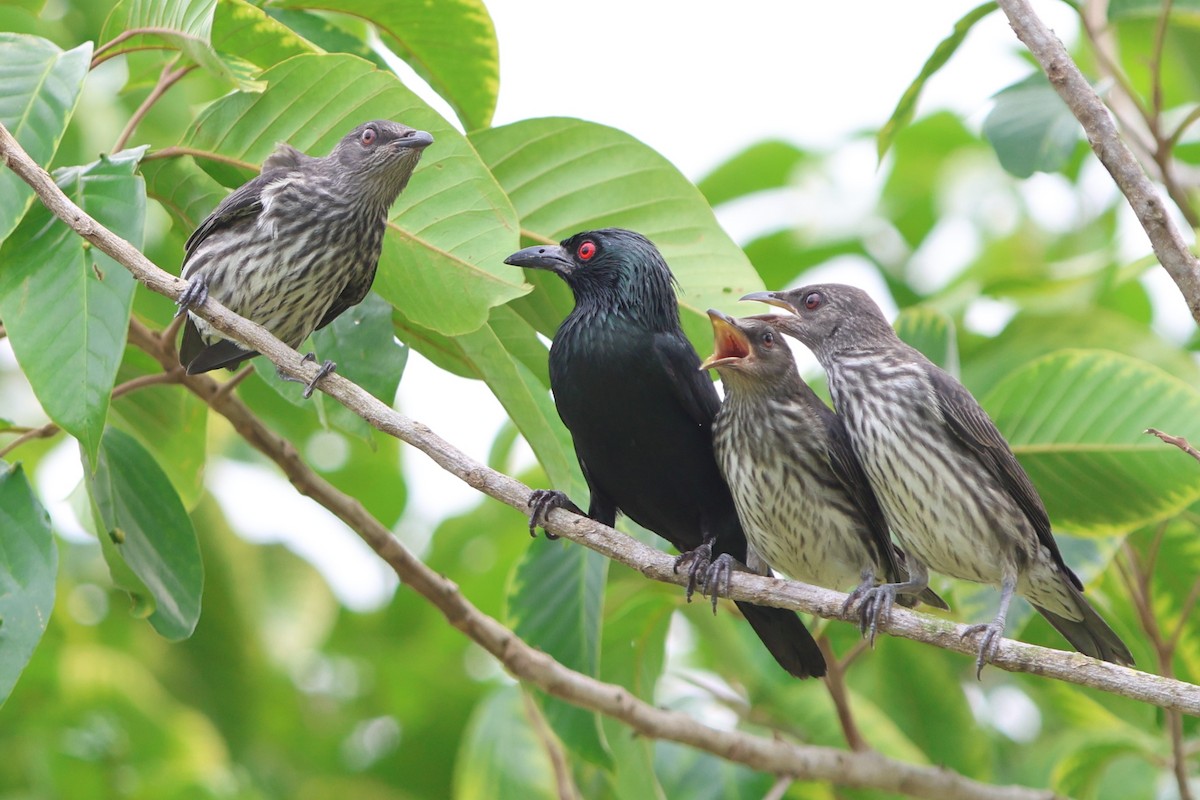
left=700, top=309, right=751, bottom=371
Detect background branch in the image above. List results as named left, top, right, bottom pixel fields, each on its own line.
left=2, top=120, right=1198, bottom=717
left=999, top=0, right=1200, bottom=323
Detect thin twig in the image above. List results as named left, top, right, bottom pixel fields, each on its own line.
left=113, top=62, right=197, bottom=152
left=521, top=689, right=581, bottom=800
left=818, top=637, right=869, bottom=753
left=1000, top=0, right=1200, bottom=323
left=1, top=120, right=1198, bottom=716
left=1146, top=428, right=1200, bottom=464
left=0, top=369, right=180, bottom=458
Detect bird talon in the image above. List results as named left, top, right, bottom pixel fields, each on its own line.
left=673, top=540, right=714, bottom=603
left=175, top=277, right=208, bottom=317
left=526, top=489, right=581, bottom=540
left=962, top=622, right=1004, bottom=679
left=301, top=358, right=336, bottom=399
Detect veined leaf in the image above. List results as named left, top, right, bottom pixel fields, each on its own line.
left=0, top=148, right=146, bottom=465
left=0, top=461, right=56, bottom=707
left=877, top=2, right=997, bottom=161
left=266, top=0, right=499, bottom=131
left=471, top=117, right=763, bottom=350
left=984, top=349, right=1200, bottom=534
left=0, top=35, right=91, bottom=243
left=85, top=427, right=203, bottom=640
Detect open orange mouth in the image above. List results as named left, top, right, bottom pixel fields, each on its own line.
left=700, top=309, right=750, bottom=370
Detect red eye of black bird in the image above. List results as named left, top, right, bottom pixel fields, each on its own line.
left=361, top=127, right=377, bottom=146
left=803, top=291, right=823, bottom=311
left=578, top=240, right=597, bottom=260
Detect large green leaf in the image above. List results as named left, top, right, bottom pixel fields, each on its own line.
left=455, top=309, right=580, bottom=494
left=877, top=2, right=997, bottom=161
left=508, top=539, right=611, bottom=769
left=266, top=0, right=499, bottom=131
left=310, top=291, right=408, bottom=437
left=0, top=35, right=90, bottom=243
left=85, top=427, right=203, bottom=640
left=99, top=0, right=258, bottom=88
left=470, top=117, right=764, bottom=349
left=983, top=72, right=1081, bottom=179
left=0, top=148, right=146, bottom=465
left=184, top=52, right=526, bottom=337
left=984, top=349, right=1200, bottom=535
left=213, top=0, right=314, bottom=70
left=108, top=348, right=208, bottom=509
left=0, top=461, right=56, bottom=707
left=452, top=686, right=559, bottom=800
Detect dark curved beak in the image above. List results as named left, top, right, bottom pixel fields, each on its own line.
left=504, top=243, right=573, bottom=276
left=741, top=290, right=797, bottom=313
left=699, top=309, right=750, bottom=371
left=401, top=130, right=435, bottom=150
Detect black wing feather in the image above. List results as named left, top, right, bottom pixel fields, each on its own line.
left=652, top=329, right=720, bottom=428
left=927, top=365, right=1082, bottom=589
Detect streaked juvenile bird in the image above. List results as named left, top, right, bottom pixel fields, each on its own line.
left=745, top=284, right=1133, bottom=674
left=176, top=120, right=433, bottom=397
left=505, top=229, right=826, bottom=679
left=701, top=310, right=946, bottom=640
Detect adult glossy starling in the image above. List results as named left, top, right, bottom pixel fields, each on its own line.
left=176, top=120, right=433, bottom=396
left=744, top=284, right=1133, bottom=674
left=504, top=229, right=826, bottom=679
left=701, top=310, right=947, bottom=641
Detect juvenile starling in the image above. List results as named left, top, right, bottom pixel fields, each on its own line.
left=505, top=229, right=827, bottom=679
left=701, top=310, right=946, bottom=640
left=744, top=284, right=1133, bottom=674
left=176, top=120, right=433, bottom=396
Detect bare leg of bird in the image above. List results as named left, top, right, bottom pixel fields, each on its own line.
left=526, top=489, right=584, bottom=540
left=961, top=573, right=1017, bottom=678
left=845, top=560, right=931, bottom=646
left=674, top=536, right=719, bottom=605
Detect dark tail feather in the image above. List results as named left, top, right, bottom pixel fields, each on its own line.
left=897, top=586, right=951, bottom=611
left=181, top=319, right=256, bottom=374
left=1034, top=588, right=1134, bottom=666
left=735, top=601, right=826, bottom=679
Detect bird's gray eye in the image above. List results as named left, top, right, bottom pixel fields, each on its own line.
left=361, top=128, right=377, bottom=146
left=761, top=331, right=774, bottom=347
left=803, top=292, right=823, bottom=311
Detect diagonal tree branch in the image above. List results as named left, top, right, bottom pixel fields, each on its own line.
left=996, top=0, right=1200, bottom=326
left=120, top=318, right=1060, bottom=800
left=2, top=119, right=1198, bottom=717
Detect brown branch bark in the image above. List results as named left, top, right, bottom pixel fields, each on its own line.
left=122, top=319, right=1055, bottom=800
left=1146, top=428, right=1200, bottom=464
left=2, top=119, right=1198, bottom=718
left=998, top=0, right=1200, bottom=325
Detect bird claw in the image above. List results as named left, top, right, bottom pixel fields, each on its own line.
left=526, top=489, right=582, bottom=540
left=699, top=554, right=738, bottom=615
left=673, top=539, right=714, bottom=604
left=274, top=354, right=336, bottom=398
left=301, top=354, right=336, bottom=398
left=842, top=582, right=897, bottom=647
left=175, top=276, right=208, bottom=317
left=962, top=621, right=1004, bottom=679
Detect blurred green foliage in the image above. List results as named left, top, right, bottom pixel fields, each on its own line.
left=1, top=1, right=1199, bottom=798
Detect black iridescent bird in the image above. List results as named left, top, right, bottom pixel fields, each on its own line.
left=176, top=120, right=433, bottom=396
left=701, top=310, right=947, bottom=640
left=505, top=229, right=826, bottom=679
left=745, top=284, right=1134, bottom=674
